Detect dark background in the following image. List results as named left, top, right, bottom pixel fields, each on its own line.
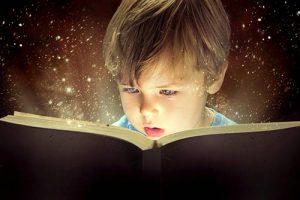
left=0, top=0, right=299, bottom=124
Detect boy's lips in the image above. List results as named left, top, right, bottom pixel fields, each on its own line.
left=144, top=127, right=165, bottom=137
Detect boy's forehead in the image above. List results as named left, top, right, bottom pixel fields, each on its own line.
left=125, top=65, right=205, bottom=88
left=119, top=47, right=205, bottom=86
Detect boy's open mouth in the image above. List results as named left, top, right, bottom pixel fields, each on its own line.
left=144, top=127, right=165, bottom=137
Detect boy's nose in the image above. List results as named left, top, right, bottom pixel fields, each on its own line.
left=139, top=96, right=158, bottom=117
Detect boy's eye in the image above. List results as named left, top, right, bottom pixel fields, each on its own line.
left=160, top=89, right=177, bottom=96
left=123, top=87, right=139, bottom=93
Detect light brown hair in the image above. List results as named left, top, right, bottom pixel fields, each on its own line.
left=103, top=0, right=231, bottom=85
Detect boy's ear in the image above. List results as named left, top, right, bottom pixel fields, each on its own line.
left=207, top=62, right=228, bottom=94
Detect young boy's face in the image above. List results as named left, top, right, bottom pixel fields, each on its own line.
left=118, top=56, right=213, bottom=139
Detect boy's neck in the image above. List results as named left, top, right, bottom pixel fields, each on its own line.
left=203, top=107, right=214, bottom=127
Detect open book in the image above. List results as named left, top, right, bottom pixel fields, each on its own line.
left=1, top=111, right=300, bottom=150
left=1, top=111, right=300, bottom=199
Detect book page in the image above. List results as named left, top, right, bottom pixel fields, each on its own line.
left=0, top=112, right=154, bottom=150
left=158, top=121, right=300, bottom=147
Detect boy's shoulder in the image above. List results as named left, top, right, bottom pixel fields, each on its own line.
left=112, top=115, right=140, bottom=132
left=208, top=108, right=237, bottom=126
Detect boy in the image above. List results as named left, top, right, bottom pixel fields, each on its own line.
left=103, top=0, right=236, bottom=139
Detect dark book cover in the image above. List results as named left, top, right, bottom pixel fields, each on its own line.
left=160, top=127, right=300, bottom=199
left=0, top=121, right=143, bottom=199
left=1, top=120, right=300, bottom=199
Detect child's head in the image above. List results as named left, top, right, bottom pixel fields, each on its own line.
left=103, top=0, right=231, bottom=138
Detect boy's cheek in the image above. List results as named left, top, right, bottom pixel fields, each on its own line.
left=120, top=96, right=139, bottom=113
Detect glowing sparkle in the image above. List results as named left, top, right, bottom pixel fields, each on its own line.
left=87, top=77, right=91, bottom=82
left=242, top=24, right=245, bottom=29
left=48, top=100, right=53, bottom=105
left=297, top=11, right=300, bottom=16
left=53, top=68, right=57, bottom=72
left=267, top=36, right=271, bottom=39
left=257, top=18, right=262, bottom=22
left=66, top=87, right=73, bottom=93
left=55, top=35, right=61, bottom=40
left=65, top=58, right=69, bottom=62
left=62, top=78, right=66, bottom=82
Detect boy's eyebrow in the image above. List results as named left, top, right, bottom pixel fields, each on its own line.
left=119, top=83, right=133, bottom=86
left=119, top=82, right=182, bottom=88
left=155, top=82, right=182, bottom=88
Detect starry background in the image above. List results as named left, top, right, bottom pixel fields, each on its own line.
left=0, top=0, right=299, bottom=124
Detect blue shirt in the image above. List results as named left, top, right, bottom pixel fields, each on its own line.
left=112, top=108, right=236, bottom=134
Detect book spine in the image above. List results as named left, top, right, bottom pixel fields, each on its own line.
left=142, top=148, right=162, bottom=194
